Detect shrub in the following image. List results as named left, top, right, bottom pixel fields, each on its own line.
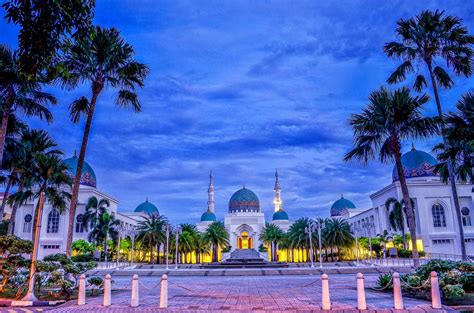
left=442, top=284, right=465, bottom=299
left=376, top=273, right=393, bottom=290
left=71, top=254, right=94, bottom=262
left=87, top=276, right=103, bottom=295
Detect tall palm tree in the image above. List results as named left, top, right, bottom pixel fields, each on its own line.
left=136, top=214, right=167, bottom=264
left=204, top=221, right=229, bottom=263
left=9, top=153, right=72, bottom=301
left=88, top=211, right=119, bottom=265
left=385, top=197, right=411, bottom=249
left=384, top=10, right=474, bottom=260
left=194, top=232, right=211, bottom=264
left=259, top=223, right=285, bottom=261
left=0, top=45, right=55, bottom=168
left=60, top=26, right=149, bottom=256
left=433, top=92, right=474, bottom=185
left=344, top=87, right=438, bottom=266
left=324, top=218, right=354, bottom=260
left=287, top=217, right=316, bottom=261
left=6, top=129, right=62, bottom=235
left=82, top=196, right=110, bottom=231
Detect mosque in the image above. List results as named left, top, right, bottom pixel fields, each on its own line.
left=331, top=146, right=474, bottom=257
left=2, top=145, right=472, bottom=261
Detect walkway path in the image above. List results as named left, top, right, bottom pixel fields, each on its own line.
left=30, top=274, right=450, bottom=312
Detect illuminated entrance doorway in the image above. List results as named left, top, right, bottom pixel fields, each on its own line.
left=237, top=230, right=253, bottom=249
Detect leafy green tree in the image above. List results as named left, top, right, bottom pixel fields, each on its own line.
left=0, top=235, right=32, bottom=292
left=204, top=221, right=229, bottom=263
left=82, top=196, right=110, bottom=231
left=9, top=153, right=72, bottom=300
left=2, top=0, right=95, bottom=79
left=6, top=129, right=61, bottom=234
left=0, top=45, right=55, bottom=172
left=384, top=10, right=474, bottom=260
left=324, top=218, right=354, bottom=260
left=72, top=239, right=95, bottom=255
left=59, top=26, right=149, bottom=256
left=87, top=212, right=119, bottom=265
left=136, top=214, right=167, bottom=264
left=344, top=87, right=438, bottom=266
left=434, top=92, right=474, bottom=184
left=259, top=223, right=285, bottom=261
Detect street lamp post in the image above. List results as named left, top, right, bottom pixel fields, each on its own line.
left=352, top=225, right=360, bottom=266
left=162, top=224, right=169, bottom=270
left=317, top=222, right=324, bottom=268
left=175, top=227, right=181, bottom=270
left=363, top=221, right=375, bottom=266
left=305, top=225, right=315, bottom=268
left=116, top=225, right=127, bottom=268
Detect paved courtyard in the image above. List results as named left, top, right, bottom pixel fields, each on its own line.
left=27, top=273, right=439, bottom=312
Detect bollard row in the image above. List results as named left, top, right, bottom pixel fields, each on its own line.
left=76, top=271, right=442, bottom=310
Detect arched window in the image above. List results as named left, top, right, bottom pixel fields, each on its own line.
left=23, top=214, right=32, bottom=233
left=75, top=214, right=84, bottom=233
left=432, top=203, right=447, bottom=228
left=47, top=209, right=60, bottom=233
left=462, top=207, right=471, bottom=227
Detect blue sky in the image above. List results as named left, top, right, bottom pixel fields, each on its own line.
left=1, top=1, right=473, bottom=224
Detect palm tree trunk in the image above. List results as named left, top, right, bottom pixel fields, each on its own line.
left=427, top=61, right=466, bottom=260
left=394, top=143, right=419, bottom=266
left=7, top=181, right=23, bottom=235
left=0, top=100, right=12, bottom=174
left=66, top=84, right=103, bottom=256
left=0, top=174, right=13, bottom=219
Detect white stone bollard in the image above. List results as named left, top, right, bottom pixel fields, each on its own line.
left=393, top=272, right=404, bottom=309
left=431, top=271, right=442, bottom=309
left=356, top=273, right=366, bottom=310
left=321, top=273, right=331, bottom=310
left=78, top=274, right=86, bottom=305
left=159, top=274, right=168, bottom=308
left=103, top=274, right=112, bottom=307
left=131, top=274, right=139, bottom=307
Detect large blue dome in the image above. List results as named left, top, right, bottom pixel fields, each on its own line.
left=392, top=147, right=438, bottom=182
left=331, top=195, right=356, bottom=216
left=63, top=155, right=97, bottom=188
left=272, top=210, right=289, bottom=221
left=200, top=211, right=217, bottom=222
left=228, top=187, right=260, bottom=213
left=134, top=199, right=159, bottom=215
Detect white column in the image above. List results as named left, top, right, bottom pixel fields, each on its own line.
left=321, top=273, right=331, bottom=310
left=393, top=272, right=404, bottom=309
left=159, top=274, right=168, bottom=308
left=103, top=274, right=112, bottom=307
left=78, top=274, right=86, bottom=305
left=431, top=271, right=442, bottom=309
left=356, top=273, right=366, bottom=310
left=131, top=274, right=139, bottom=307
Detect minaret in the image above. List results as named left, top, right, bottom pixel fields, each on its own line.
left=207, top=170, right=215, bottom=213
left=273, top=169, right=282, bottom=212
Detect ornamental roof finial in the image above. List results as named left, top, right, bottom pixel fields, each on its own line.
left=411, top=142, right=415, bottom=150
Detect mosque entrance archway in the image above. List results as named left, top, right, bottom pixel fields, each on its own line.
left=237, top=230, right=253, bottom=249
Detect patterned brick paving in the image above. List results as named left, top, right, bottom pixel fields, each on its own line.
left=19, top=274, right=443, bottom=312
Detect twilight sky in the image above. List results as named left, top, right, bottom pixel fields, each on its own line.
left=1, top=1, right=473, bottom=224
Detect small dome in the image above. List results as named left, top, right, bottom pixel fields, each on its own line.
left=200, top=211, right=217, bottom=222
left=331, top=195, right=356, bottom=216
left=134, top=199, right=159, bottom=215
left=392, top=147, right=438, bottom=182
left=228, top=187, right=260, bottom=213
left=63, top=155, right=97, bottom=188
left=272, top=210, right=289, bottom=221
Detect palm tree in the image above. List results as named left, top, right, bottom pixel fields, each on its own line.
left=324, top=218, right=354, bottom=260
left=204, top=221, right=229, bottom=263
left=385, top=197, right=411, bottom=249
left=433, top=92, right=474, bottom=185
left=0, top=45, right=55, bottom=168
left=60, top=26, right=149, bottom=256
left=6, top=129, right=62, bottom=235
left=136, top=214, right=167, bottom=264
left=259, top=223, right=285, bottom=261
left=287, top=217, right=315, bottom=261
left=344, top=87, right=438, bottom=266
left=9, top=153, right=72, bottom=301
left=88, top=211, right=119, bottom=265
left=194, top=232, right=211, bottom=264
left=82, top=196, right=110, bottom=231
left=384, top=10, right=474, bottom=260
